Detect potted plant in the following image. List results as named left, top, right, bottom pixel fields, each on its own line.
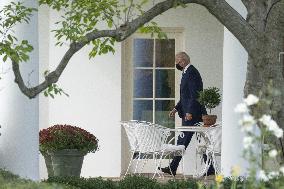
left=198, top=87, right=221, bottom=126
left=39, top=124, right=99, bottom=177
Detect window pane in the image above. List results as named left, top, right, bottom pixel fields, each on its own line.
left=134, top=69, right=153, bottom=98
left=133, top=100, right=153, bottom=122
left=155, top=100, right=175, bottom=129
left=133, top=39, right=153, bottom=67
left=155, top=100, right=175, bottom=144
left=155, top=70, right=175, bottom=98
left=155, top=39, right=175, bottom=67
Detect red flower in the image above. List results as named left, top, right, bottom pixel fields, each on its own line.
left=39, top=124, right=99, bottom=154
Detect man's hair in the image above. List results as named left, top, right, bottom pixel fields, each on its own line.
left=176, top=52, right=190, bottom=63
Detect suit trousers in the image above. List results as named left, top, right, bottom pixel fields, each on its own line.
left=170, top=131, right=194, bottom=171
left=169, top=119, right=215, bottom=175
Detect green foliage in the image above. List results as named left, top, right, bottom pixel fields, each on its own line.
left=39, top=0, right=121, bottom=61
left=0, top=169, right=21, bottom=182
left=119, top=175, right=161, bottom=189
left=3, top=170, right=284, bottom=189
left=0, top=2, right=36, bottom=63
left=39, top=0, right=119, bottom=43
left=0, top=0, right=169, bottom=99
left=0, top=169, right=75, bottom=189
left=46, top=176, right=117, bottom=189
left=264, top=176, right=284, bottom=189
left=46, top=175, right=202, bottom=189
left=39, top=0, right=167, bottom=59
left=198, top=87, right=221, bottom=114
left=162, top=178, right=199, bottom=189
left=139, top=21, right=167, bottom=39
left=89, top=37, right=116, bottom=58
left=44, top=83, right=69, bottom=98
left=42, top=70, right=69, bottom=98
left=222, top=177, right=245, bottom=189
left=0, top=181, right=74, bottom=189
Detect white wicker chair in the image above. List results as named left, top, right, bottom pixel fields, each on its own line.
left=195, top=124, right=222, bottom=177
left=121, top=121, right=185, bottom=179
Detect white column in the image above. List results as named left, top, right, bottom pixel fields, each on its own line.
left=0, top=0, right=39, bottom=180
left=221, top=0, right=248, bottom=176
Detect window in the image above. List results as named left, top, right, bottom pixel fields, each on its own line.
left=122, top=29, right=184, bottom=130
left=133, top=38, right=175, bottom=129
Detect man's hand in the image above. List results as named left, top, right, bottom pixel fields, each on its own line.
left=185, top=113, right=193, bottom=121
left=169, top=108, right=177, bottom=118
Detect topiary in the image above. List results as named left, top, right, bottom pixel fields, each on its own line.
left=198, top=87, right=221, bottom=114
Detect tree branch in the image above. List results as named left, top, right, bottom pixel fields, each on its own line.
left=12, top=30, right=117, bottom=99
left=192, top=0, right=260, bottom=54
left=13, top=0, right=260, bottom=98
left=118, top=0, right=260, bottom=52
left=264, top=0, right=282, bottom=28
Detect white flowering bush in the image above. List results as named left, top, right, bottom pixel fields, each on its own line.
left=234, top=91, right=284, bottom=187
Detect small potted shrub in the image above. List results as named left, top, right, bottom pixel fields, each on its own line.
left=39, top=124, right=99, bottom=177
left=198, top=87, right=221, bottom=126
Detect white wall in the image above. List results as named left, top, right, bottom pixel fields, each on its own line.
left=38, top=5, right=50, bottom=179
left=38, top=8, right=122, bottom=178
left=38, top=2, right=223, bottom=178
left=221, top=0, right=248, bottom=176
left=0, top=0, right=39, bottom=180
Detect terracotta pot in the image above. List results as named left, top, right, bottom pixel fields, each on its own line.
left=202, top=115, right=217, bottom=126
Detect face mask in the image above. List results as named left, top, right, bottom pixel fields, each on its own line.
left=176, top=64, right=183, bottom=71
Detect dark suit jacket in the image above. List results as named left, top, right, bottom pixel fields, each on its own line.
left=175, top=65, right=207, bottom=126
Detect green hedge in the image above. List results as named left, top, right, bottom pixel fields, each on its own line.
left=46, top=175, right=200, bottom=189
left=0, top=169, right=75, bottom=189
left=46, top=176, right=117, bottom=189
left=47, top=175, right=284, bottom=189
left=2, top=169, right=284, bottom=189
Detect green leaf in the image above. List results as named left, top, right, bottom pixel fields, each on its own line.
left=3, top=55, right=7, bottom=62
left=48, top=85, right=53, bottom=92
left=49, top=93, right=54, bottom=98
left=107, top=20, right=113, bottom=28
left=7, top=34, right=13, bottom=43
left=44, top=70, right=50, bottom=76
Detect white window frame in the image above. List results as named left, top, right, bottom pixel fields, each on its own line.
left=122, top=28, right=184, bottom=127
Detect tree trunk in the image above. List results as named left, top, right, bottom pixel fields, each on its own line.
left=243, top=1, right=284, bottom=166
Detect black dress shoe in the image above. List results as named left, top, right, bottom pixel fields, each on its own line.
left=158, top=166, right=176, bottom=176
left=203, top=171, right=215, bottom=176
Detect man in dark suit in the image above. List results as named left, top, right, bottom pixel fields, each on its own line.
left=159, top=52, right=214, bottom=176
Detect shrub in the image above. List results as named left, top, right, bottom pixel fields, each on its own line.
left=0, top=181, right=75, bottom=189
left=222, top=177, right=246, bottom=189
left=0, top=169, right=75, bottom=189
left=39, top=124, right=99, bottom=154
left=0, top=169, right=21, bottom=181
left=198, top=87, right=221, bottom=114
left=163, top=179, right=199, bottom=189
left=46, top=175, right=201, bottom=189
left=46, top=176, right=117, bottom=189
left=119, top=175, right=161, bottom=189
